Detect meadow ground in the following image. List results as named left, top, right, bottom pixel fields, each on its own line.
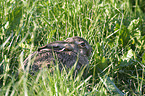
left=0, top=0, right=145, bottom=95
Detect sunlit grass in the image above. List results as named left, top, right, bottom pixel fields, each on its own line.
left=0, top=0, right=145, bottom=95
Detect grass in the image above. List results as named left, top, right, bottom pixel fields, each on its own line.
left=0, top=0, right=145, bottom=95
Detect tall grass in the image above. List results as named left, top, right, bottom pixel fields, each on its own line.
left=0, top=0, right=145, bottom=95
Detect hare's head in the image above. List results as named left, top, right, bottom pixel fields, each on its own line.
left=65, top=36, right=93, bottom=57
left=38, top=36, right=93, bottom=57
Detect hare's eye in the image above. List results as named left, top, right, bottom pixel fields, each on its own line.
left=80, top=43, right=85, bottom=47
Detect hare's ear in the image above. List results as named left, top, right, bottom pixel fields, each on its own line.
left=57, top=45, right=74, bottom=52
left=38, top=45, right=51, bottom=51
left=38, top=45, right=64, bottom=52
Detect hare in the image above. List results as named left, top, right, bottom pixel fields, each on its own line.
left=24, top=36, right=93, bottom=73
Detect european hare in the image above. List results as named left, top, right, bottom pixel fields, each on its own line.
left=24, top=36, right=93, bottom=73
